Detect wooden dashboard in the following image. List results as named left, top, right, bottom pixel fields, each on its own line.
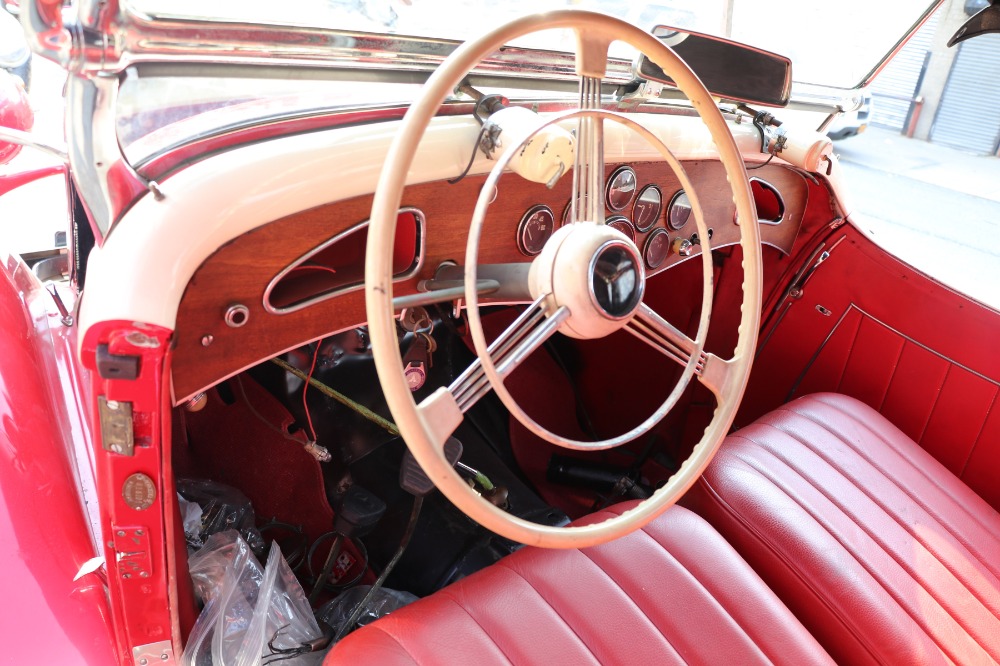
left=171, top=161, right=809, bottom=402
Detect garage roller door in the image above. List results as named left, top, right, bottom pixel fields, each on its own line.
left=931, top=33, right=1000, bottom=154
left=870, top=11, right=939, bottom=131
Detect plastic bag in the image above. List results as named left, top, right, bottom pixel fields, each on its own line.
left=181, top=531, right=325, bottom=666
left=317, top=585, right=418, bottom=638
left=177, top=478, right=266, bottom=556
left=178, top=494, right=204, bottom=548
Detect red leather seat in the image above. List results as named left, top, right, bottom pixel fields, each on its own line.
left=686, top=393, right=1000, bottom=665
left=326, top=505, right=831, bottom=665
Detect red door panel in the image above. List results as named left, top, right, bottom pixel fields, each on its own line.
left=741, top=224, right=1000, bottom=509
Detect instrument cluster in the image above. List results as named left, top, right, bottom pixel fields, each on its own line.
left=516, top=164, right=698, bottom=272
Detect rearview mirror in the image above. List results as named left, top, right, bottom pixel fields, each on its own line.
left=949, top=0, right=1000, bottom=46
left=635, top=27, right=792, bottom=108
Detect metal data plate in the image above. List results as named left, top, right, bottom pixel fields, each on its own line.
left=112, top=526, right=152, bottom=581
left=99, top=396, right=134, bottom=456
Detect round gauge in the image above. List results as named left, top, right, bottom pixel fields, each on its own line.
left=606, top=215, right=636, bottom=243
left=633, top=185, right=662, bottom=232
left=606, top=166, right=637, bottom=212
left=517, top=205, right=555, bottom=256
left=562, top=201, right=574, bottom=226
left=667, top=190, right=693, bottom=231
left=644, top=228, right=670, bottom=269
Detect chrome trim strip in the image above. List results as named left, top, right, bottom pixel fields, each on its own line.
left=787, top=302, right=999, bottom=401
left=65, top=75, right=150, bottom=239
left=262, top=207, right=426, bottom=315
left=43, top=2, right=637, bottom=83
left=0, top=126, right=68, bottom=162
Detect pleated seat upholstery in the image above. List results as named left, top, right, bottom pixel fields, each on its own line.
left=686, top=392, right=1000, bottom=665
left=326, top=504, right=832, bottom=665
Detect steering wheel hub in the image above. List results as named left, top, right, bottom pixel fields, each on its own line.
left=528, top=222, right=645, bottom=339
left=591, top=240, right=643, bottom=319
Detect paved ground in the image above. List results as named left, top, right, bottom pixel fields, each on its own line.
left=833, top=126, right=1000, bottom=308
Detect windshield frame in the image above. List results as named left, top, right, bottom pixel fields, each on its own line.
left=45, top=0, right=942, bottom=91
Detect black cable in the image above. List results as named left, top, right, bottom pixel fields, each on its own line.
left=447, top=124, right=491, bottom=185
left=333, top=495, right=424, bottom=642
left=746, top=153, right=775, bottom=170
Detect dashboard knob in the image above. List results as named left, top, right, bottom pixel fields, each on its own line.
left=671, top=237, right=694, bottom=257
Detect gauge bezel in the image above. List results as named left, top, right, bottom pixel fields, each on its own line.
left=605, top=165, right=638, bottom=212
left=643, top=227, right=670, bottom=269
left=562, top=201, right=574, bottom=227
left=666, top=189, right=693, bottom=231
left=605, top=214, right=636, bottom=243
left=633, top=184, right=663, bottom=232
left=517, top=204, right=556, bottom=256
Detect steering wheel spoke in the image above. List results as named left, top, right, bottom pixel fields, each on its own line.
left=570, top=75, right=606, bottom=225
left=449, top=295, right=568, bottom=412
left=626, top=303, right=732, bottom=399
left=626, top=303, right=703, bottom=368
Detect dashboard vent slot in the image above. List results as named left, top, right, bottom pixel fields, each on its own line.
left=750, top=177, right=785, bottom=225
left=264, top=208, right=425, bottom=314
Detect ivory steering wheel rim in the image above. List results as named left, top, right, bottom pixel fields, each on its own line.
left=365, top=9, right=762, bottom=549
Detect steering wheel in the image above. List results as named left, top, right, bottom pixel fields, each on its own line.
left=366, top=9, right=762, bottom=548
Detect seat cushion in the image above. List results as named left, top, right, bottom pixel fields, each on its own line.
left=686, top=392, right=1000, bottom=665
left=326, top=505, right=831, bottom=665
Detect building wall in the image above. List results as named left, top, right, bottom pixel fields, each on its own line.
left=913, top=0, right=970, bottom=140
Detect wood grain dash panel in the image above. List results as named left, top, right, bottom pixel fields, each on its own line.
left=171, top=162, right=807, bottom=401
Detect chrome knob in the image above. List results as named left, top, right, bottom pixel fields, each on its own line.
left=671, top=237, right=694, bottom=257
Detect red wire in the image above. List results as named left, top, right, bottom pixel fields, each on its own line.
left=303, top=343, right=321, bottom=442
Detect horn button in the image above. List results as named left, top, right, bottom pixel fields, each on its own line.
left=528, top=223, right=646, bottom=340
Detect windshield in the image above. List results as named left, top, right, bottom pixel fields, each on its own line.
left=118, top=0, right=940, bottom=165
left=126, top=0, right=939, bottom=88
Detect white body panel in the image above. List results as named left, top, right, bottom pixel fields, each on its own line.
left=78, top=112, right=769, bottom=347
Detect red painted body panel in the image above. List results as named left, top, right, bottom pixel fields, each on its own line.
left=0, top=253, right=116, bottom=663
left=81, top=320, right=181, bottom=662
left=0, top=164, right=65, bottom=197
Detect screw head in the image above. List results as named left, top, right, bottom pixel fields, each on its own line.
left=139, top=571, right=150, bottom=578
left=139, top=659, right=148, bottom=666
left=135, top=529, right=143, bottom=536
left=116, top=530, right=126, bottom=537
left=201, top=334, right=214, bottom=347
left=161, top=654, right=169, bottom=661
left=122, top=573, right=131, bottom=579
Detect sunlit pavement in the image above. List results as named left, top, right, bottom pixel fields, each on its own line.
left=836, top=127, right=1000, bottom=308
